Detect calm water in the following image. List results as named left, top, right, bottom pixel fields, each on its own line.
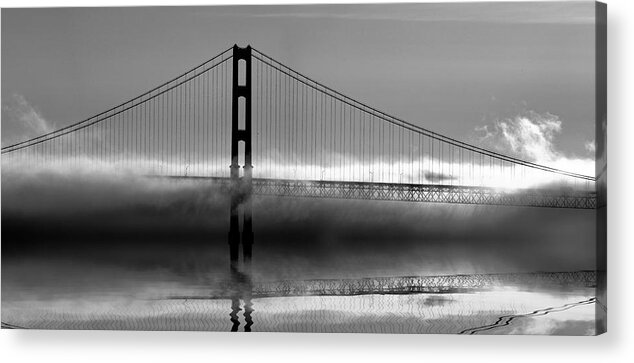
left=2, top=270, right=597, bottom=334
left=1, top=176, right=600, bottom=334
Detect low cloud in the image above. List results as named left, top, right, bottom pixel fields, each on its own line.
left=2, top=166, right=597, bottom=281
left=0, top=160, right=227, bottom=216
left=424, top=171, right=457, bottom=182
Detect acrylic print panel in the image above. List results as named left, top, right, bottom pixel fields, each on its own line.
left=1, top=2, right=606, bottom=335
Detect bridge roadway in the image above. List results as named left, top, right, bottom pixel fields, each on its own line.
left=161, top=175, right=596, bottom=209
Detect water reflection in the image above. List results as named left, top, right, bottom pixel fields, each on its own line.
left=0, top=175, right=598, bottom=334
left=1, top=268, right=597, bottom=334
left=229, top=267, right=254, bottom=332
left=228, top=203, right=254, bottom=333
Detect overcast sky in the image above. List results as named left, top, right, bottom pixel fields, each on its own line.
left=2, top=2, right=597, bottom=161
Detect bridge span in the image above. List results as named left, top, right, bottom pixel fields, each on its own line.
left=161, top=175, right=596, bottom=209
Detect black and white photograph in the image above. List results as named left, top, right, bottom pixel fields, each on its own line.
left=1, top=0, right=608, bottom=339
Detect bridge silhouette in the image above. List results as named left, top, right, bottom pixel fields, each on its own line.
left=1, top=45, right=596, bottom=208
left=0, top=45, right=598, bottom=332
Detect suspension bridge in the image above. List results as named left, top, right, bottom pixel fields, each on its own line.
left=1, top=45, right=596, bottom=209
left=0, top=44, right=600, bottom=332
left=1, top=43, right=597, bottom=266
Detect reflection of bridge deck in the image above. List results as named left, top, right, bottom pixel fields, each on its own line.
left=163, top=176, right=596, bottom=209
left=167, top=271, right=597, bottom=300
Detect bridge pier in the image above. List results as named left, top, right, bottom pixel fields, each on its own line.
left=228, top=44, right=254, bottom=274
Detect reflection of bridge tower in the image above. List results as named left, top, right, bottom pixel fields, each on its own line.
left=228, top=44, right=254, bottom=272
left=229, top=271, right=254, bottom=332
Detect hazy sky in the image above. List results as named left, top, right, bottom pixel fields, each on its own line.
left=2, top=2, right=597, bottom=160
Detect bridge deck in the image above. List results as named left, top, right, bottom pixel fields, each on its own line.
left=161, top=176, right=596, bottom=209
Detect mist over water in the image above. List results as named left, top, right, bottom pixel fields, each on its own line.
left=1, top=171, right=597, bottom=333
left=2, top=171, right=596, bottom=273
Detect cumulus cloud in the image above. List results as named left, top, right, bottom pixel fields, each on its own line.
left=2, top=94, right=54, bottom=145
left=475, top=110, right=594, bottom=177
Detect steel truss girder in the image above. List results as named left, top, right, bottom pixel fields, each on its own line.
left=160, top=176, right=596, bottom=209
left=250, top=178, right=597, bottom=209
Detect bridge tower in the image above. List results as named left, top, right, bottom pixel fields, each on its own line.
left=228, top=44, right=253, bottom=272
